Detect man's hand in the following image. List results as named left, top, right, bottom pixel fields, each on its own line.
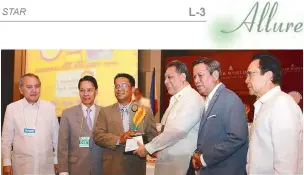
left=120, top=130, right=136, bottom=144
left=54, top=164, right=59, bottom=174
left=151, top=151, right=158, bottom=158
left=133, top=141, right=148, bottom=157
left=191, top=152, right=202, bottom=170
left=3, top=165, right=12, bottom=175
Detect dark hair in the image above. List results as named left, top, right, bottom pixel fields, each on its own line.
left=192, top=57, right=221, bottom=78
left=78, top=76, right=98, bottom=89
left=252, top=53, right=282, bottom=85
left=114, top=73, right=135, bottom=87
left=19, top=73, right=41, bottom=87
left=167, top=60, right=191, bottom=82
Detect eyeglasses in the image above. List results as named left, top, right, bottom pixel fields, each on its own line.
left=246, top=71, right=259, bottom=78
left=114, top=83, right=130, bottom=89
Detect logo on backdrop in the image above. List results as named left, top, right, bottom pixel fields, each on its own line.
left=221, top=64, right=303, bottom=80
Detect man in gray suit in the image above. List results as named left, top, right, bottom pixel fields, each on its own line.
left=191, top=57, right=248, bottom=175
left=93, top=73, right=157, bottom=175
left=58, top=76, right=102, bottom=175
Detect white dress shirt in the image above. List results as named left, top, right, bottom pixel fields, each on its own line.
left=1, top=98, right=59, bottom=174
left=145, top=85, right=205, bottom=175
left=247, top=86, right=303, bottom=174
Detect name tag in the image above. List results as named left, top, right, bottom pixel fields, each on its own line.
left=79, top=137, right=90, bottom=147
left=24, top=128, right=36, bottom=136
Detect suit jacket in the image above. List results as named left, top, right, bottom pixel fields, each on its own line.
left=145, top=85, right=204, bottom=175
left=93, top=101, right=157, bottom=175
left=1, top=98, right=59, bottom=175
left=58, top=104, right=102, bottom=175
left=197, top=84, right=248, bottom=175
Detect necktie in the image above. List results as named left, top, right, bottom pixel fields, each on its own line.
left=86, top=108, right=92, bottom=131
left=121, top=107, right=129, bottom=132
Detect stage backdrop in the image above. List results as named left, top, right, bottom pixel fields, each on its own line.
left=26, top=50, right=138, bottom=117
left=164, top=50, right=303, bottom=122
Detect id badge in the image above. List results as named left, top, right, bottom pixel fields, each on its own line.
left=79, top=137, right=90, bottom=147
left=24, top=128, right=36, bottom=136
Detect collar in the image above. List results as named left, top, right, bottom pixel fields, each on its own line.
left=255, top=86, right=281, bottom=105
left=81, top=103, right=96, bottom=112
left=21, top=97, right=40, bottom=108
left=118, top=102, right=132, bottom=111
left=206, top=82, right=222, bottom=101
left=171, top=84, right=191, bottom=102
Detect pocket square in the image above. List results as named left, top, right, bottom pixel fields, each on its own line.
left=207, top=114, right=216, bottom=119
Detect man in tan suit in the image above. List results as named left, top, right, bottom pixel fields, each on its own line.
left=94, top=73, right=157, bottom=175
left=58, top=76, right=102, bottom=175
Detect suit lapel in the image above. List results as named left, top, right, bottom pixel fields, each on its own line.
left=112, top=103, right=125, bottom=135
left=199, top=84, right=226, bottom=132
left=93, top=105, right=101, bottom=129
left=76, top=105, right=89, bottom=133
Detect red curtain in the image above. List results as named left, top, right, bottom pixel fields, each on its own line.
left=163, top=50, right=303, bottom=122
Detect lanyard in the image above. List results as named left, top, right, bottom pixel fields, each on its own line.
left=80, top=105, right=95, bottom=136
left=80, top=116, right=85, bottom=137
left=22, top=104, right=40, bottom=128
left=79, top=113, right=91, bottom=137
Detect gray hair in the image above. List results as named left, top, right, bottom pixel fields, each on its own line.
left=192, top=57, right=221, bottom=78
left=19, top=73, right=41, bottom=87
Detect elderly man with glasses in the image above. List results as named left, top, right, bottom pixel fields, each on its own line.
left=246, top=53, right=303, bottom=174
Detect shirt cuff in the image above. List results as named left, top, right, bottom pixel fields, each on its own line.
left=200, top=153, right=207, bottom=167
left=59, top=172, right=69, bottom=175
left=54, top=156, right=58, bottom=164
left=145, top=143, right=155, bottom=154
left=116, top=139, right=120, bottom=145
left=3, top=158, right=11, bottom=166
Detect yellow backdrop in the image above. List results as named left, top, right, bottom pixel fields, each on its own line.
left=26, top=50, right=138, bottom=116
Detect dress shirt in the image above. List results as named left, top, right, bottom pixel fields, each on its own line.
left=2, top=97, right=59, bottom=174
left=116, top=102, right=132, bottom=145
left=160, top=85, right=190, bottom=126
left=146, top=84, right=192, bottom=154
left=247, top=86, right=303, bottom=174
left=81, top=103, right=96, bottom=124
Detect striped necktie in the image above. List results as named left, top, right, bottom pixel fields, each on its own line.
left=120, top=107, right=129, bottom=132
